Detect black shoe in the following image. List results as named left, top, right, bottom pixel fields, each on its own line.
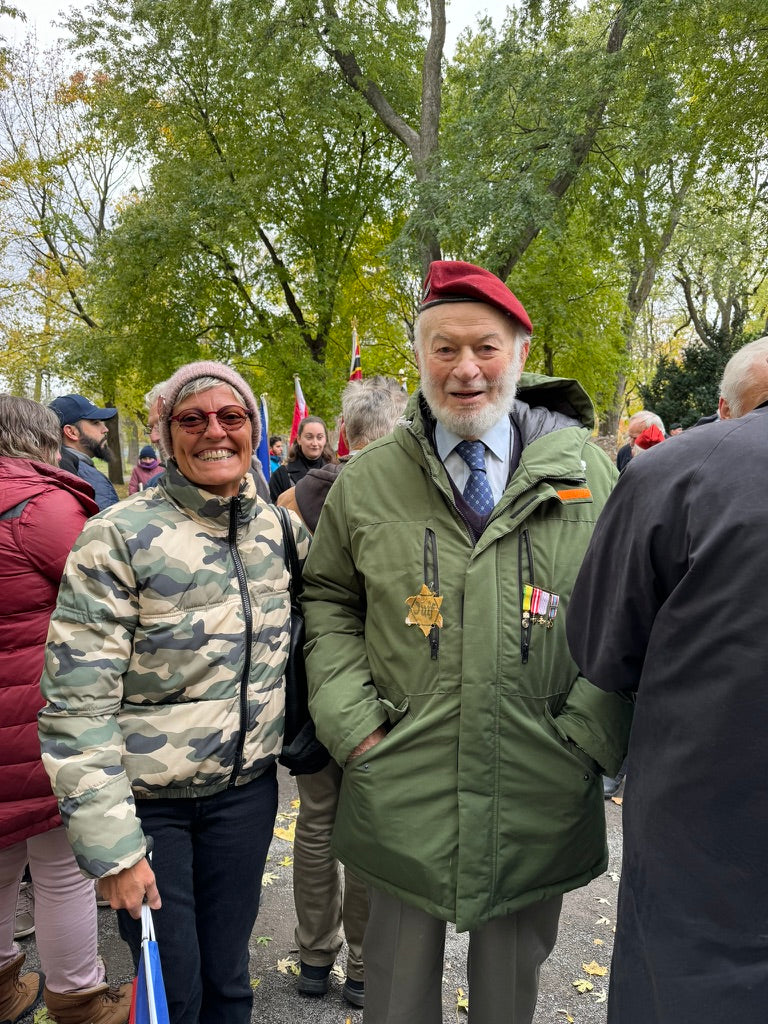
left=603, top=773, right=625, bottom=799
left=297, top=962, right=331, bottom=997
left=342, top=977, right=365, bottom=1008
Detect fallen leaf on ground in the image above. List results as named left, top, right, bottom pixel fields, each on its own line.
left=261, top=872, right=278, bottom=886
left=572, top=978, right=594, bottom=994
left=595, top=916, right=611, bottom=926
left=250, top=978, right=261, bottom=989
left=279, top=856, right=293, bottom=867
left=611, top=796, right=623, bottom=805
left=556, top=1011, right=575, bottom=1022
left=594, top=988, right=608, bottom=1003
left=608, top=870, right=620, bottom=882
left=455, top=987, right=469, bottom=1013
left=276, top=957, right=300, bottom=976
left=582, top=960, right=608, bottom=976
left=594, top=896, right=611, bottom=904
left=290, top=798, right=300, bottom=809
left=593, top=938, right=605, bottom=945
left=255, top=936, right=272, bottom=946
left=331, top=964, right=345, bottom=982
left=273, top=821, right=296, bottom=842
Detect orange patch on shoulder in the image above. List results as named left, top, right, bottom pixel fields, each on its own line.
left=557, top=487, right=592, bottom=501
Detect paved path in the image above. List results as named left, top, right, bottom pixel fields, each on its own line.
left=17, top=770, right=624, bottom=1023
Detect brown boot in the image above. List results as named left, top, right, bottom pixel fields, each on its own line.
left=43, top=981, right=132, bottom=1024
left=0, top=951, right=44, bottom=1024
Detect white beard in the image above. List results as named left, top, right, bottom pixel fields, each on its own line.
left=420, top=349, right=523, bottom=439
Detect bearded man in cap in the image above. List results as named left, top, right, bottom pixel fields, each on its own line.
left=49, top=393, right=119, bottom=510
left=301, top=260, right=633, bottom=1024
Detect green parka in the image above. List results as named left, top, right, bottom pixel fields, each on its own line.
left=302, top=373, right=633, bottom=932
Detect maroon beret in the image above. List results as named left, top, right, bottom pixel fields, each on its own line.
left=420, top=260, right=532, bottom=335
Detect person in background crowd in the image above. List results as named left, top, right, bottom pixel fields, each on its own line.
left=48, top=394, right=119, bottom=510
left=279, top=376, right=407, bottom=1010
left=632, top=424, right=664, bottom=455
left=668, top=423, right=683, bottom=435
left=567, top=378, right=768, bottom=1024
left=269, top=435, right=284, bottom=474
left=0, top=395, right=129, bottom=1024
left=615, top=411, right=665, bottom=472
left=128, top=446, right=160, bottom=494
left=39, top=362, right=309, bottom=1024
left=269, top=417, right=335, bottom=501
left=718, top=335, right=768, bottom=420
left=302, top=261, right=632, bottom=1024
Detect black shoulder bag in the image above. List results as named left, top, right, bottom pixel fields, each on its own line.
left=276, top=505, right=330, bottom=775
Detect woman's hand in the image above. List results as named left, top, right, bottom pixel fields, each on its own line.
left=100, top=858, right=161, bottom=919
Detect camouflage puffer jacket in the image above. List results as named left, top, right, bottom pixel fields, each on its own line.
left=39, top=462, right=309, bottom=878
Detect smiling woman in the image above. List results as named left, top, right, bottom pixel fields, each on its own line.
left=167, top=382, right=254, bottom=497
left=39, top=360, right=310, bottom=1024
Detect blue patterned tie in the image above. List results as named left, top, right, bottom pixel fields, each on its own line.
left=455, top=440, right=495, bottom=517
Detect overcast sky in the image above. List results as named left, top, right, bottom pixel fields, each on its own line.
left=4, top=0, right=513, bottom=52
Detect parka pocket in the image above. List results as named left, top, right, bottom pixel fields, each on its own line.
left=543, top=704, right=600, bottom=777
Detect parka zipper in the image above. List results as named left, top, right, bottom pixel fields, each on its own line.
left=519, top=528, right=534, bottom=664
left=227, top=495, right=253, bottom=786
left=423, top=528, right=440, bottom=660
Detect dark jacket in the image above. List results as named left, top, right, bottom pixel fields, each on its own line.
left=303, top=374, right=633, bottom=932
left=62, top=446, right=118, bottom=510
left=567, top=409, right=768, bottom=1024
left=293, top=462, right=345, bottom=533
left=269, top=454, right=328, bottom=502
left=0, top=457, right=97, bottom=849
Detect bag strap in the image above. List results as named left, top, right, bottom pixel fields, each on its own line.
left=276, top=505, right=301, bottom=601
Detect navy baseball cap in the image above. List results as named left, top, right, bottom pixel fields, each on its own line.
left=49, top=394, right=117, bottom=426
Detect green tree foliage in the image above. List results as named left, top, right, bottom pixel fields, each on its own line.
left=68, top=0, right=410, bottom=426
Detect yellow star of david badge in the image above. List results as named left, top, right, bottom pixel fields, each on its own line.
left=405, top=584, right=444, bottom=637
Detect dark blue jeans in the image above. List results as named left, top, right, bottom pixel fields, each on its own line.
left=118, top=767, right=277, bottom=1024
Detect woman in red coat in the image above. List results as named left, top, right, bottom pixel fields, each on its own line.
left=0, top=395, right=130, bottom=1023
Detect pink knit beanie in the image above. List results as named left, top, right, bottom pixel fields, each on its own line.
left=159, top=361, right=260, bottom=457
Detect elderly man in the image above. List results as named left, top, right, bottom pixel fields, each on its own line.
left=615, top=410, right=666, bottom=471
left=49, top=393, right=118, bottom=510
left=566, top=344, right=768, bottom=1023
left=718, top=335, right=768, bottom=419
left=301, top=260, right=632, bottom=1024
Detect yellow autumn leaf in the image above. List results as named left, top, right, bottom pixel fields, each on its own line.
left=556, top=1012, right=575, bottom=1023
left=261, top=871, right=278, bottom=887
left=593, top=938, right=604, bottom=945
left=290, top=798, right=300, bottom=809
left=595, top=916, right=611, bottom=926
left=250, top=978, right=261, bottom=989
left=594, top=987, right=608, bottom=1003
left=331, top=964, right=345, bottom=982
left=572, top=978, right=594, bottom=994
left=276, top=957, right=300, bottom=976
left=455, top=987, right=469, bottom=1012
left=279, top=856, right=294, bottom=867
left=582, top=961, right=608, bottom=977
left=274, top=820, right=296, bottom=842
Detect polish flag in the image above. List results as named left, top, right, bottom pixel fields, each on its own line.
left=289, top=375, right=308, bottom=444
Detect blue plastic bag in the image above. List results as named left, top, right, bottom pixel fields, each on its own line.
left=129, top=905, right=170, bottom=1024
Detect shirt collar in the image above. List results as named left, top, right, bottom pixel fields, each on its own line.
left=435, top=415, right=511, bottom=463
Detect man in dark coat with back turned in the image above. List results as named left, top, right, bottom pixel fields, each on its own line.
left=567, top=380, right=768, bottom=1023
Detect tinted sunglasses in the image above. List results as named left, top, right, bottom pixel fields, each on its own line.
left=169, top=405, right=251, bottom=435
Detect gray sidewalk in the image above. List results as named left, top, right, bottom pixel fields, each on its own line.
left=17, top=769, right=624, bottom=1023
